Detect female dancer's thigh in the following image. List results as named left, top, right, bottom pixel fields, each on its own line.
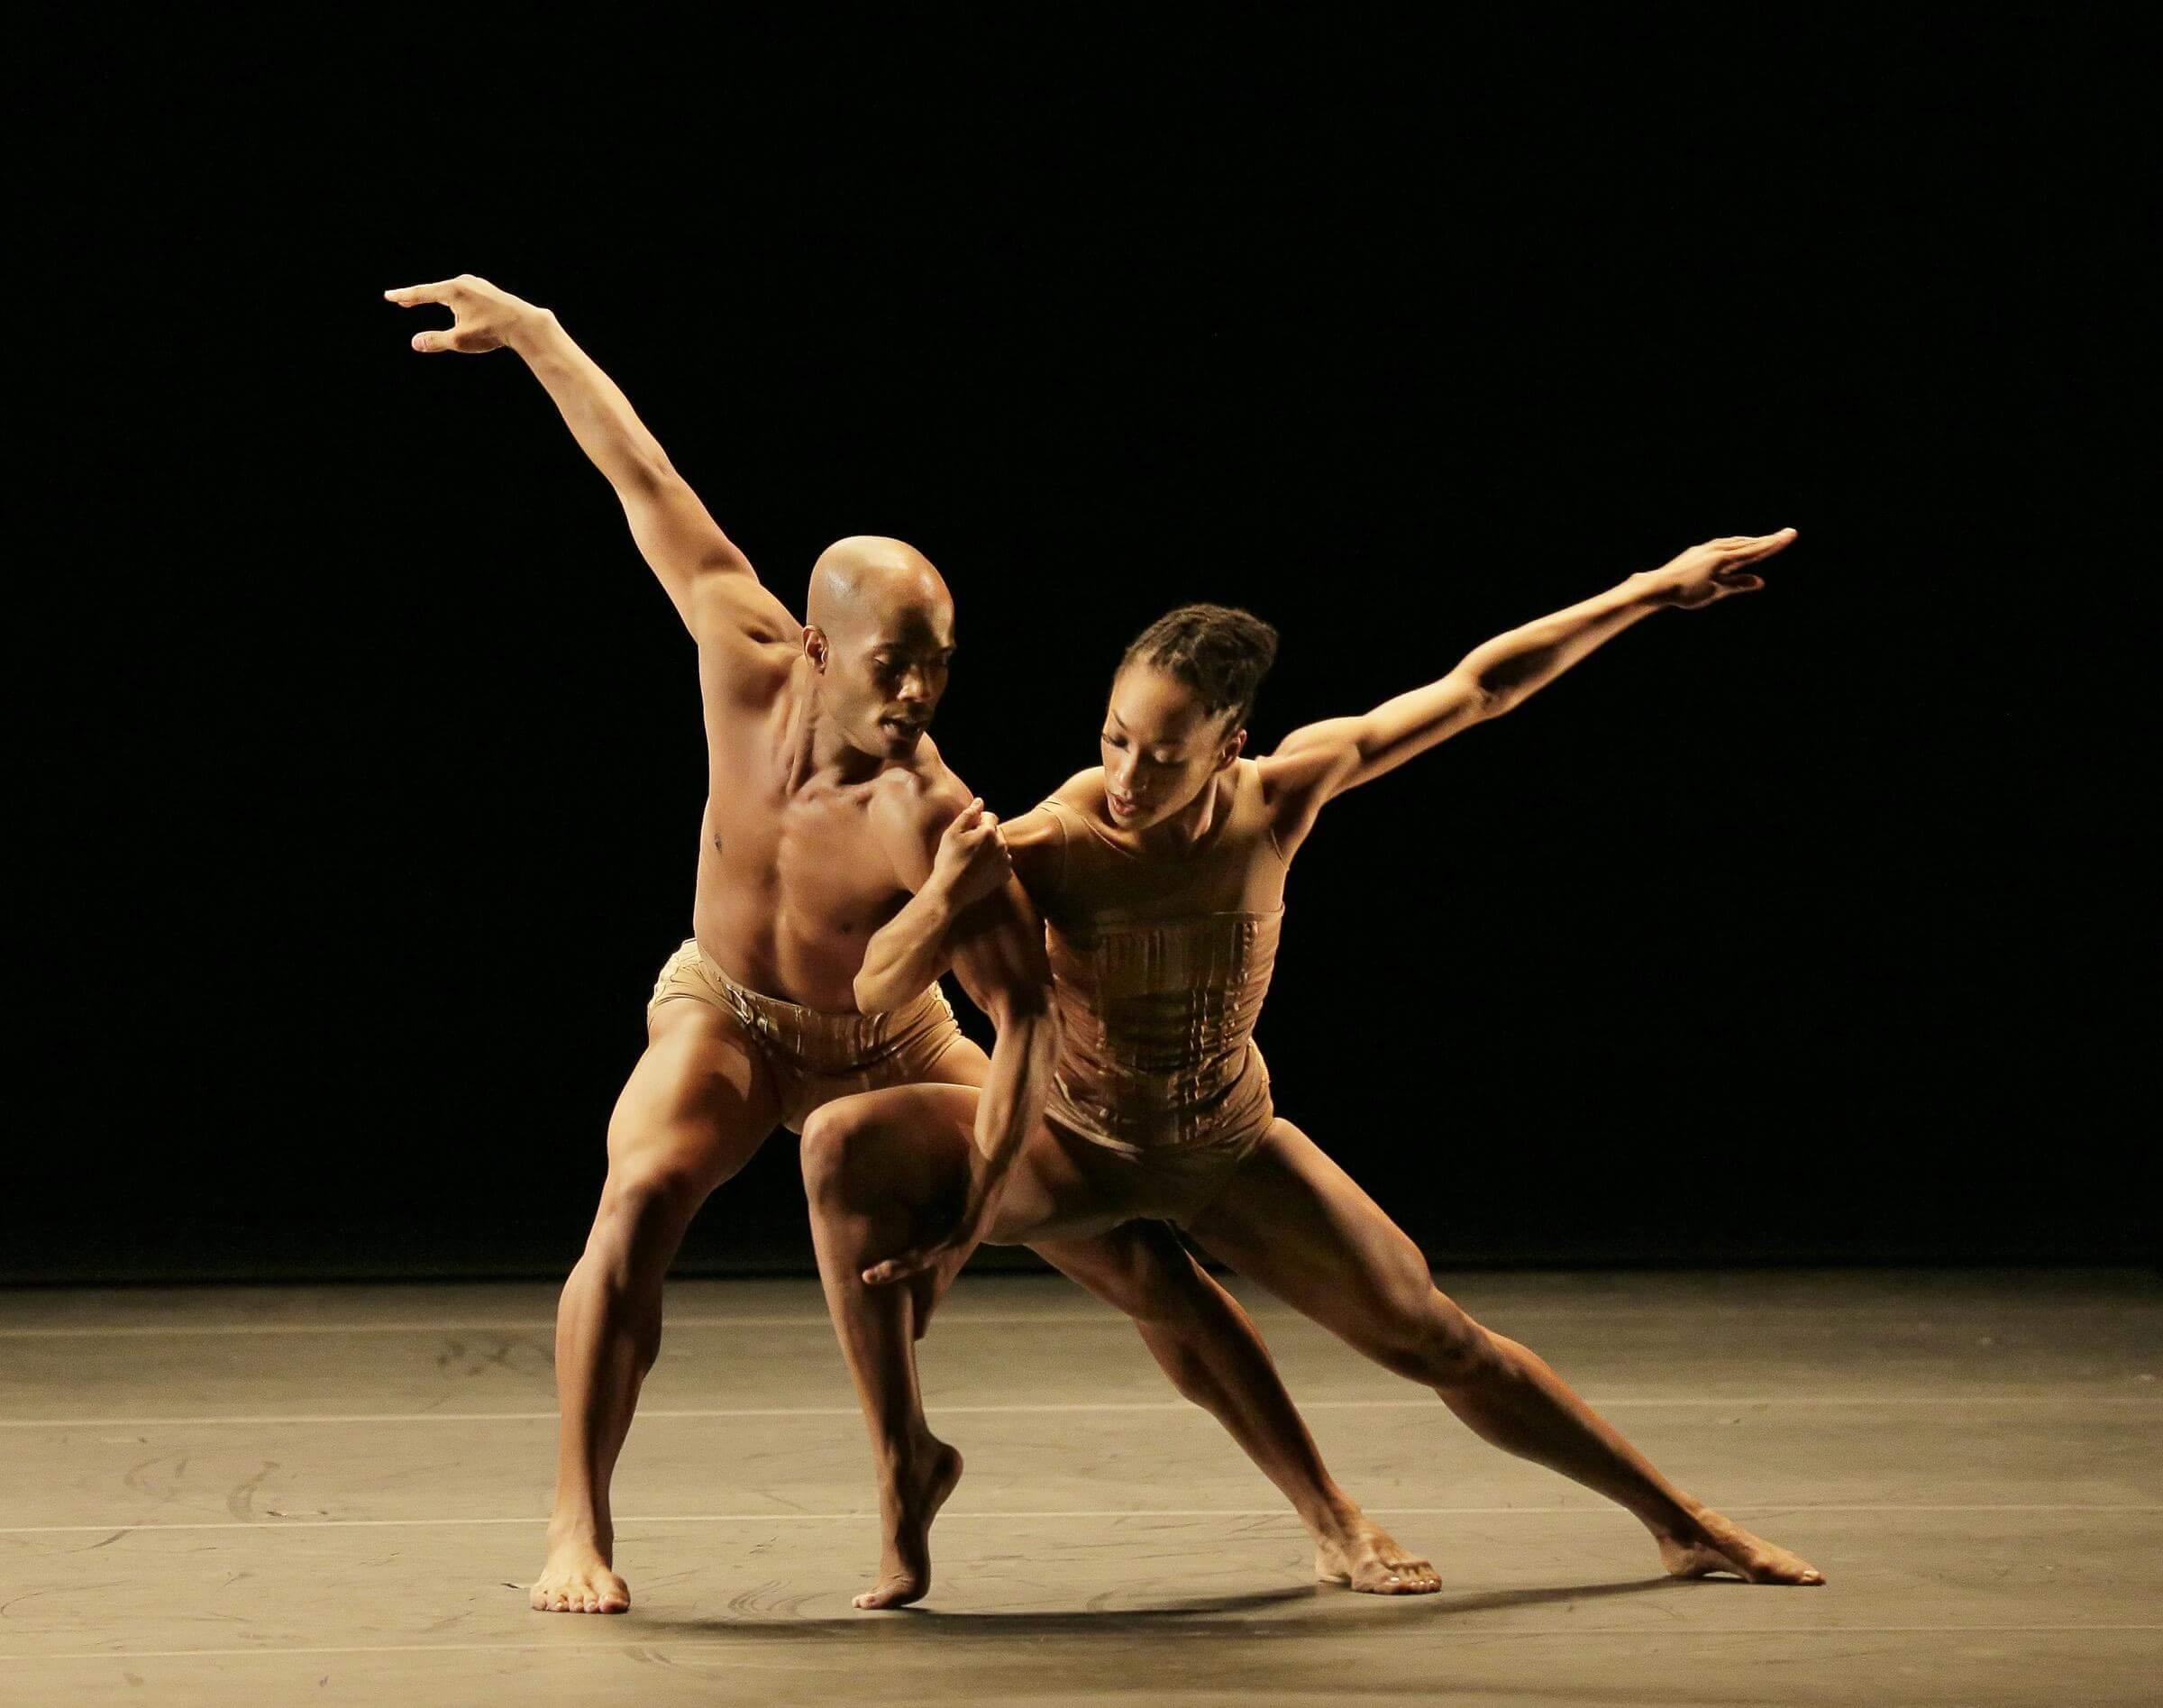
left=1184, top=1118, right=1445, bottom=1353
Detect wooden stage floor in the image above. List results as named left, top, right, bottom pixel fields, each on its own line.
left=3, top=1268, right=2157, bottom=1705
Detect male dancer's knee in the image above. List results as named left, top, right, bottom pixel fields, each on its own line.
left=585, top=1155, right=705, bottom=1289
left=799, top=1102, right=907, bottom=1217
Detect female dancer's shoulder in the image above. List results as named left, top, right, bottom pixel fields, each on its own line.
left=995, top=770, right=1100, bottom=903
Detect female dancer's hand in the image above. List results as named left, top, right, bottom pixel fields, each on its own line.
left=1637, top=527, right=1798, bottom=608
left=383, top=274, right=548, bottom=353
left=927, top=799, right=1013, bottom=912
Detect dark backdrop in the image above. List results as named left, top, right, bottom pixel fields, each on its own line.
left=11, top=14, right=2146, bottom=1281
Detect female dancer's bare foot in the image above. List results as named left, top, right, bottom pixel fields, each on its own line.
left=530, top=1530, right=631, bottom=1613
left=1658, top=1509, right=1825, bottom=1585
left=1315, top=1516, right=1441, bottom=1594
left=853, top=1439, right=964, bottom=1610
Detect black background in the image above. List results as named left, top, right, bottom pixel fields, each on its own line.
left=11, top=13, right=2148, bottom=1281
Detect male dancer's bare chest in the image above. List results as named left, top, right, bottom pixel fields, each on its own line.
left=693, top=734, right=909, bottom=1007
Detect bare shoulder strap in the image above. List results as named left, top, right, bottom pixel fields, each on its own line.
left=1034, top=796, right=1079, bottom=896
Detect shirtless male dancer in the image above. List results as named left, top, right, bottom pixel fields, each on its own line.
left=384, top=275, right=1438, bottom=1613
left=803, top=530, right=1827, bottom=1607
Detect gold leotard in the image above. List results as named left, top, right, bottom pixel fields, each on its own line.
left=1035, top=785, right=1285, bottom=1223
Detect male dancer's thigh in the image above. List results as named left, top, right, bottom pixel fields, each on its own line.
left=602, top=997, right=783, bottom=1207
left=1182, top=1118, right=1437, bottom=1347
left=813, top=1072, right=1136, bottom=1247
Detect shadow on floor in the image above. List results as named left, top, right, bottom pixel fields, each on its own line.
left=655, top=1572, right=1681, bottom=1642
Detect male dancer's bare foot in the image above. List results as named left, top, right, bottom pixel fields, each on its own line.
left=1658, top=1509, right=1825, bottom=1585
left=1315, top=1515, right=1442, bottom=1594
left=531, top=1530, right=632, bottom=1613
left=853, top=1439, right=964, bottom=1610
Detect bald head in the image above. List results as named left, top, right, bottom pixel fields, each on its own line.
left=802, top=536, right=958, bottom=759
left=807, top=535, right=952, bottom=643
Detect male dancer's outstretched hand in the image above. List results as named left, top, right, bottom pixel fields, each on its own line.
left=1635, top=527, right=1798, bottom=608
left=383, top=274, right=545, bottom=353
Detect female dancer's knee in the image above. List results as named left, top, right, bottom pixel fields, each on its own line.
left=1370, top=1289, right=1499, bottom=1389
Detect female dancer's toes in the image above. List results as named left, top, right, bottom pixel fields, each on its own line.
left=855, top=1440, right=963, bottom=1612
left=530, top=1536, right=631, bottom=1613
left=1659, top=1511, right=1825, bottom=1585
left=1316, top=1521, right=1442, bottom=1594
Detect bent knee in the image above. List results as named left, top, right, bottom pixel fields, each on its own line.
left=1372, top=1291, right=1496, bottom=1387
left=798, top=1103, right=862, bottom=1197
left=799, top=1101, right=919, bottom=1204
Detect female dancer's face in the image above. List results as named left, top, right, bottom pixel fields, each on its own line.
left=1100, top=664, right=1245, bottom=829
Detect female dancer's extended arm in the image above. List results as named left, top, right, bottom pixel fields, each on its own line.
left=1261, top=528, right=1796, bottom=839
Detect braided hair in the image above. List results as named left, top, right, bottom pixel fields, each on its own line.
left=1118, top=604, right=1280, bottom=733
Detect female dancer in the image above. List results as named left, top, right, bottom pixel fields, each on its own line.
left=802, top=528, right=1824, bottom=1608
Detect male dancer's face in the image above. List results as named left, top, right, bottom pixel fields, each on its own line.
left=1100, top=664, right=1245, bottom=828
left=815, top=597, right=956, bottom=760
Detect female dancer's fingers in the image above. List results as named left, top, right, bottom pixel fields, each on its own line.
left=863, top=1249, right=929, bottom=1286
left=911, top=1271, right=941, bottom=1338
left=1737, top=527, right=1798, bottom=562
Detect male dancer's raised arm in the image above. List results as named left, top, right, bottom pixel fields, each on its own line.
left=1261, top=529, right=1797, bottom=844
left=384, top=274, right=791, bottom=646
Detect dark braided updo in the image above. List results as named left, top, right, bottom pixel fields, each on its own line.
left=1119, top=604, right=1280, bottom=732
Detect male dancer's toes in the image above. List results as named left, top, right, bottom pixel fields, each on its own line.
left=1657, top=1509, right=1825, bottom=1585
left=1315, top=1516, right=1442, bottom=1594
left=855, top=1436, right=965, bottom=1610
left=530, top=1532, right=632, bottom=1613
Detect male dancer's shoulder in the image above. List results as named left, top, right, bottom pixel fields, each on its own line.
left=866, top=740, right=972, bottom=861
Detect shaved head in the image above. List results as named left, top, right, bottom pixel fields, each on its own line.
left=801, top=536, right=958, bottom=761
left=807, top=535, right=952, bottom=642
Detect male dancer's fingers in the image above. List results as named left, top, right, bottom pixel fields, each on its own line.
left=383, top=281, right=456, bottom=306
left=1715, top=572, right=1766, bottom=593
left=410, top=328, right=458, bottom=354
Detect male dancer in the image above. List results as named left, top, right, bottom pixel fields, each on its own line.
left=385, top=276, right=1437, bottom=1613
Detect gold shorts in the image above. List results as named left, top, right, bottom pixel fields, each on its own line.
left=648, top=938, right=969, bottom=1134
left=1044, top=1044, right=1274, bottom=1227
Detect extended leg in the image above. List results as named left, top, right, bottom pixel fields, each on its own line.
left=908, top=1043, right=1436, bottom=1594
left=534, top=1000, right=779, bottom=1612
left=1036, top=1222, right=1439, bottom=1594
left=1188, top=1120, right=1824, bottom=1586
